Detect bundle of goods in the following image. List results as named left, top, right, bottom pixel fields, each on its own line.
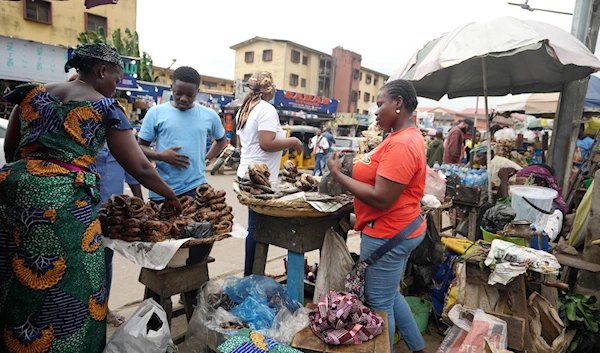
left=494, top=139, right=515, bottom=158
left=282, top=160, right=298, bottom=184
left=354, top=128, right=383, bottom=164
left=100, top=184, right=234, bottom=242
left=295, top=174, right=319, bottom=192
left=99, top=194, right=189, bottom=242
left=193, top=184, right=234, bottom=235
left=239, top=162, right=275, bottom=195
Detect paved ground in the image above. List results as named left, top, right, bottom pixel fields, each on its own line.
left=106, top=167, right=444, bottom=351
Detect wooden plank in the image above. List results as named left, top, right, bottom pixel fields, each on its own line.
left=251, top=242, right=269, bottom=276
left=555, top=253, right=600, bottom=272
left=468, top=210, right=478, bottom=242
left=288, top=251, right=306, bottom=306
left=292, top=311, right=389, bottom=353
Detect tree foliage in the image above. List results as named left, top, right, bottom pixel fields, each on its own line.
left=77, top=28, right=175, bottom=82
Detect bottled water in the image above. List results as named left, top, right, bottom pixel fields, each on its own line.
left=433, top=162, right=441, bottom=172
left=465, top=171, right=475, bottom=187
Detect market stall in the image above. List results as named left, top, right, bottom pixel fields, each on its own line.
left=100, top=186, right=244, bottom=344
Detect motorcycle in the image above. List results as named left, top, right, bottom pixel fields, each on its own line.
left=210, top=144, right=240, bottom=175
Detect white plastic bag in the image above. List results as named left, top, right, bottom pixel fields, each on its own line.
left=104, top=298, right=170, bottom=353
left=312, top=229, right=354, bottom=304
left=267, top=307, right=311, bottom=345
left=425, top=167, right=446, bottom=203
left=437, top=305, right=508, bottom=353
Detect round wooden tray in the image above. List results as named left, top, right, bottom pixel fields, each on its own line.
left=236, top=191, right=354, bottom=218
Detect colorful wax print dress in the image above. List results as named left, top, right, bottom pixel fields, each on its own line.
left=0, top=84, right=131, bottom=353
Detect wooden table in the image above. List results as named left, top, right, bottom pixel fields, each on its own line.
left=291, top=311, right=390, bottom=353
left=251, top=211, right=350, bottom=305
left=451, top=199, right=487, bottom=241
left=139, top=257, right=214, bottom=344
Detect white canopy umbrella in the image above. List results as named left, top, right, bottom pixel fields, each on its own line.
left=390, top=17, right=600, bottom=198
left=496, top=93, right=560, bottom=114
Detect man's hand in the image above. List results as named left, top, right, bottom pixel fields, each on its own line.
left=159, top=146, right=190, bottom=170
left=498, top=167, right=517, bottom=181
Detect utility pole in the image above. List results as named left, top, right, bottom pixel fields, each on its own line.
left=549, top=0, right=600, bottom=195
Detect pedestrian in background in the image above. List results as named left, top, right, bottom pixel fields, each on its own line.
left=427, top=130, right=444, bottom=167
left=309, top=128, right=329, bottom=176
left=96, top=144, right=143, bottom=326
left=443, top=118, right=473, bottom=165
left=322, top=126, right=335, bottom=173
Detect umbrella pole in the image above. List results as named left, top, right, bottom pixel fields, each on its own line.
left=482, top=57, right=493, bottom=201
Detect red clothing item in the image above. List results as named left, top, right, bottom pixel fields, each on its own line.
left=352, top=128, right=427, bottom=239
left=443, top=126, right=464, bottom=164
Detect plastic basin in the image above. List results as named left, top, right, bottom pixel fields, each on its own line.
left=480, top=227, right=526, bottom=246
left=510, top=186, right=557, bottom=230
left=405, top=296, right=432, bottom=333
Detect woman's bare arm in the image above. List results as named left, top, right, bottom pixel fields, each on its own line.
left=107, top=129, right=181, bottom=211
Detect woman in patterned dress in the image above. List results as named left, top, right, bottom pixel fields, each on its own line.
left=0, top=43, right=182, bottom=353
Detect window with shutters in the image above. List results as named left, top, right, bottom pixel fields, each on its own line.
left=24, top=0, right=51, bottom=24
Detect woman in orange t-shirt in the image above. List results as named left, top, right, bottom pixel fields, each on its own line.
left=328, top=80, right=427, bottom=353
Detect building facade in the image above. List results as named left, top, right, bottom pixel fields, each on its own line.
left=0, top=0, right=137, bottom=47
left=230, top=37, right=334, bottom=98
left=152, top=66, right=234, bottom=95
left=356, top=67, right=388, bottom=115
left=230, top=38, right=388, bottom=114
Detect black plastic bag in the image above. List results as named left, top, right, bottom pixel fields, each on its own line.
left=409, top=213, right=444, bottom=266
left=482, top=204, right=516, bottom=234
left=180, top=222, right=214, bottom=239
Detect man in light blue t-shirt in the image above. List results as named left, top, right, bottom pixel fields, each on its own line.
left=138, top=66, right=227, bottom=201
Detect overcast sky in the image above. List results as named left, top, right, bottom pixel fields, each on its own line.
left=137, top=0, right=580, bottom=110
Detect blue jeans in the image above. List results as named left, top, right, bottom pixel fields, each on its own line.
left=360, top=231, right=426, bottom=352
left=314, top=153, right=325, bottom=176
left=105, top=247, right=114, bottom=298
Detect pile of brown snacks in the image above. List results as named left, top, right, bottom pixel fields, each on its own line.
left=282, top=160, right=298, bottom=183
left=296, top=174, right=319, bottom=192
left=100, top=184, right=235, bottom=242
left=239, top=162, right=275, bottom=195
left=193, top=184, right=233, bottom=235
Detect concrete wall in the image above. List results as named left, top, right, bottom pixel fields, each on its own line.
left=332, top=47, right=362, bottom=113
left=0, top=0, right=137, bottom=47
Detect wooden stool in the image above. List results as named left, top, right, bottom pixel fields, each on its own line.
left=139, top=257, right=215, bottom=344
left=292, top=310, right=390, bottom=353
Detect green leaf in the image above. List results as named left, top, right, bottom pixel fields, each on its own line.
left=568, top=340, right=577, bottom=353
left=584, top=313, right=599, bottom=333
left=567, top=302, right=580, bottom=322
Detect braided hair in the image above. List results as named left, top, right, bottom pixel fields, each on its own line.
left=380, top=79, right=418, bottom=112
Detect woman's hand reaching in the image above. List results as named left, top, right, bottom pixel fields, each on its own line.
left=165, top=196, right=183, bottom=215
left=327, top=152, right=343, bottom=177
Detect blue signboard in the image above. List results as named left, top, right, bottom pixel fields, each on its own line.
left=273, top=90, right=338, bottom=114
left=118, top=56, right=138, bottom=89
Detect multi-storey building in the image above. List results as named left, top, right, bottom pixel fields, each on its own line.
left=0, top=0, right=137, bottom=47
left=230, top=37, right=388, bottom=114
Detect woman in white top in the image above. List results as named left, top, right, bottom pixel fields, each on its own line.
left=236, top=72, right=303, bottom=276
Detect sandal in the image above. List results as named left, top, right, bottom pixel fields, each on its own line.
left=107, top=310, right=125, bottom=327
